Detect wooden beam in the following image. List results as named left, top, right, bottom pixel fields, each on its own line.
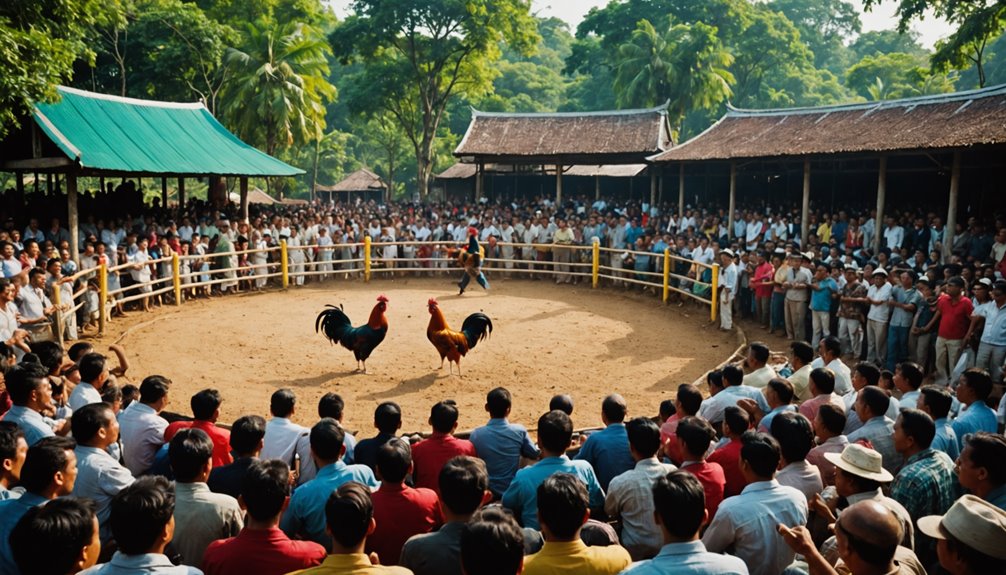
left=1, top=157, right=74, bottom=171
left=594, top=175, right=600, bottom=201
left=943, top=151, right=961, bottom=262
left=178, top=178, right=185, bottom=208
left=240, top=177, right=249, bottom=222
left=875, top=155, right=887, bottom=254
left=801, top=159, right=811, bottom=247
left=649, top=169, right=657, bottom=207
left=475, top=163, right=483, bottom=202
left=728, top=161, right=737, bottom=239
left=556, top=164, right=563, bottom=205
left=161, top=177, right=168, bottom=207
left=67, top=173, right=80, bottom=264
left=678, top=164, right=685, bottom=221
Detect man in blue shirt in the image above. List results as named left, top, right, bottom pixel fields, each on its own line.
left=574, top=394, right=634, bottom=491
left=886, top=271, right=921, bottom=371
left=956, top=432, right=1006, bottom=511
left=0, top=363, right=59, bottom=446
left=952, top=368, right=998, bottom=451
left=917, top=386, right=959, bottom=461
left=809, top=263, right=838, bottom=348
left=281, top=419, right=379, bottom=548
left=502, top=410, right=603, bottom=530
left=469, top=387, right=540, bottom=498
left=967, top=279, right=1006, bottom=382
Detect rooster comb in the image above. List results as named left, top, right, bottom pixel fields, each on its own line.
left=376, top=295, right=389, bottom=303
left=428, top=298, right=438, bottom=307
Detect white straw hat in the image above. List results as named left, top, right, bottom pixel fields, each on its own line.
left=823, top=443, right=894, bottom=483
left=917, top=494, right=1006, bottom=560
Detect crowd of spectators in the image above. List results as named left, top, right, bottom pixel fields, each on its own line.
left=0, top=187, right=1005, bottom=574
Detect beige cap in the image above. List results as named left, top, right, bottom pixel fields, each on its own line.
left=917, top=495, right=1006, bottom=560
left=823, top=443, right=894, bottom=483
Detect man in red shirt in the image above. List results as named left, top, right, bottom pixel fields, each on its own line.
left=708, top=406, right=750, bottom=497
left=676, top=416, right=726, bottom=520
left=164, top=389, right=233, bottom=467
left=411, top=400, right=476, bottom=493
left=924, top=276, right=974, bottom=385
left=367, top=438, right=442, bottom=565
left=659, top=384, right=702, bottom=466
left=202, top=459, right=326, bottom=575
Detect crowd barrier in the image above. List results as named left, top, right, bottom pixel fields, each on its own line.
left=50, top=237, right=719, bottom=340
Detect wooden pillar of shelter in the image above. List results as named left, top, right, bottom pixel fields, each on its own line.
left=178, top=178, right=185, bottom=208
left=556, top=164, right=563, bottom=205
left=944, top=151, right=961, bottom=262
left=15, top=173, right=24, bottom=207
left=875, top=156, right=887, bottom=255
left=475, top=163, right=484, bottom=202
left=678, top=164, right=685, bottom=220
left=67, top=172, right=79, bottom=263
left=161, top=178, right=168, bottom=207
left=594, top=176, right=601, bottom=201
left=728, top=162, right=737, bottom=239
left=658, top=172, right=664, bottom=204
left=801, top=159, right=811, bottom=247
left=239, top=177, right=249, bottom=222
left=649, top=169, right=657, bottom=208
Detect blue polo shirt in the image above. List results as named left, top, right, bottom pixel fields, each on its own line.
left=952, top=402, right=998, bottom=451
left=810, top=277, right=838, bottom=312
left=280, top=460, right=379, bottom=548
left=573, top=423, right=634, bottom=490
left=501, top=456, right=604, bottom=530
left=469, top=418, right=540, bottom=497
left=0, top=492, right=47, bottom=575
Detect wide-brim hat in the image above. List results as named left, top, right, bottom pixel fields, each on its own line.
left=823, top=443, right=893, bottom=483
left=872, top=267, right=888, bottom=277
left=721, top=249, right=735, bottom=258
left=917, top=494, right=1006, bottom=560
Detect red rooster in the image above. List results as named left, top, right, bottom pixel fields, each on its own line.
left=316, top=295, right=389, bottom=373
left=426, top=298, right=493, bottom=376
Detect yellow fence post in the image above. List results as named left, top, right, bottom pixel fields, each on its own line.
left=364, top=236, right=372, bottom=282
left=98, top=263, right=107, bottom=335
left=591, top=238, right=600, bottom=288
left=51, top=281, right=63, bottom=346
left=280, top=240, right=289, bottom=289
left=662, top=248, right=671, bottom=302
left=172, top=253, right=181, bottom=306
left=710, top=263, right=720, bottom=322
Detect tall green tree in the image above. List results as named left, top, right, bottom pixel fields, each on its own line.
left=332, top=0, right=538, bottom=199
left=770, top=0, right=861, bottom=72
left=846, top=52, right=956, bottom=99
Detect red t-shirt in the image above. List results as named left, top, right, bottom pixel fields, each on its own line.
left=681, top=461, right=726, bottom=520
left=202, top=527, right=326, bottom=575
left=367, top=483, right=443, bottom=566
left=707, top=439, right=747, bottom=498
left=659, top=415, right=684, bottom=465
left=936, top=293, right=974, bottom=340
left=411, top=432, right=477, bottom=493
left=164, top=420, right=234, bottom=468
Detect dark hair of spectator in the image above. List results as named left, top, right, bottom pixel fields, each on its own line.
left=898, top=408, right=935, bottom=449
left=677, top=383, right=703, bottom=415
left=822, top=336, right=842, bottom=358
left=919, top=385, right=952, bottom=420
left=676, top=416, right=716, bottom=458
left=229, top=415, right=266, bottom=456
left=139, top=375, right=171, bottom=404
left=461, top=506, right=525, bottom=575
left=376, top=438, right=412, bottom=483
left=810, top=368, right=836, bottom=394
left=241, top=459, right=290, bottom=521
left=854, top=362, right=881, bottom=386
left=771, top=412, right=815, bottom=463
left=537, top=410, right=573, bottom=454
left=10, top=497, right=96, bottom=575
left=21, top=436, right=76, bottom=494
left=706, top=370, right=724, bottom=390
left=486, top=387, right=512, bottom=418
left=168, top=428, right=214, bottom=482
left=960, top=367, right=994, bottom=400
left=625, top=417, right=661, bottom=459
left=740, top=431, right=781, bottom=479
left=652, top=470, right=706, bottom=539
left=722, top=365, right=743, bottom=387
left=601, top=394, right=627, bottom=423
left=70, top=402, right=115, bottom=443
left=817, top=404, right=847, bottom=436
left=374, top=401, right=402, bottom=434
left=439, top=456, right=489, bottom=516
left=859, top=386, right=891, bottom=418
left=749, top=342, right=770, bottom=364
left=310, top=418, right=346, bottom=462
left=318, top=392, right=345, bottom=420
left=6, top=362, right=49, bottom=405
left=658, top=399, right=675, bottom=419
left=430, top=400, right=460, bottom=433
left=190, top=389, right=222, bottom=420
left=67, top=342, right=94, bottom=363
left=723, top=406, right=751, bottom=436
left=963, top=432, right=1006, bottom=485
left=790, top=341, right=815, bottom=365
left=78, top=353, right=107, bottom=384
left=536, top=473, right=588, bottom=539
left=549, top=394, right=574, bottom=415
left=767, top=378, right=795, bottom=405
left=29, top=341, right=63, bottom=375
left=325, top=481, right=373, bottom=549
left=897, top=362, right=924, bottom=390
left=0, top=421, right=24, bottom=463
left=110, top=476, right=175, bottom=555
left=270, top=388, right=296, bottom=418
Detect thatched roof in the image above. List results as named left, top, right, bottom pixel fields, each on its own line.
left=650, top=84, right=1006, bottom=163
left=228, top=187, right=277, bottom=205
left=454, top=106, right=672, bottom=164
left=436, top=163, right=478, bottom=179
left=564, top=164, right=647, bottom=177
left=315, top=168, right=386, bottom=193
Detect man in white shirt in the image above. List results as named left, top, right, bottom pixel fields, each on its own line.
left=699, top=365, right=770, bottom=426
left=16, top=268, right=55, bottom=343
left=718, top=250, right=738, bottom=330
left=771, top=412, right=823, bottom=503
left=742, top=342, right=776, bottom=389
left=118, top=375, right=171, bottom=476
left=883, top=218, right=904, bottom=252
left=259, top=388, right=315, bottom=484
left=68, top=353, right=108, bottom=411
left=0, top=242, right=23, bottom=282
left=863, top=268, right=893, bottom=366
left=71, top=402, right=135, bottom=544
left=817, top=336, right=853, bottom=396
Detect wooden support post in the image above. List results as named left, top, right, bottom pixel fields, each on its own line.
left=555, top=164, right=563, bottom=205
left=728, top=161, right=737, bottom=239
left=649, top=169, right=657, bottom=208
left=161, top=177, right=168, bottom=207
left=98, top=262, right=107, bottom=335
left=239, top=177, right=249, bottom=222
left=15, top=173, right=24, bottom=207
left=99, top=177, right=105, bottom=194
left=178, top=178, right=185, bottom=208
left=594, top=175, right=600, bottom=201
left=875, top=155, right=887, bottom=255
left=678, top=164, right=685, bottom=221
left=67, top=173, right=80, bottom=264
left=658, top=171, right=664, bottom=204
left=944, top=151, right=961, bottom=262
left=801, top=159, right=811, bottom=247
left=475, top=163, right=483, bottom=202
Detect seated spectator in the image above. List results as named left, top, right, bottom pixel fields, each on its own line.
left=842, top=362, right=881, bottom=434
left=67, top=352, right=108, bottom=411
left=411, top=400, right=476, bottom=493
left=202, top=460, right=326, bottom=575
left=0, top=422, right=26, bottom=500
left=164, top=389, right=233, bottom=468
left=71, top=402, right=134, bottom=545
left=676, top=416, right=725, bottom=520
left=952, top=368, right=997, bottom=450
left=890, top=408, right=958, bottom=565
left=549, top=394, right=574, bottom=415
left=741, top=342, right=775, bottom=389
left=848, top=385, right=902, bottom=474
left=522, top=474, right=631, bottom=575
left=368, top=438, right=441, bottom=565
left=82, top=476, right=200, bottom=574
left=955, top=432, right=1006, bottom=511
left=755, top=378, right=797, bottom=433
left=401, top=456, right=491, bottom=575
left=260, top=389, right=313, bottom=485
left=289, top=481, right=411, bottom=574
left=0, top=362, right=57, bottom=445
left=10, top=497, right=100, bottom=575
left=805, top=403, right=848, bottom=486
left=798, top=367, right=845, bottom=424
left=574, top=393, right=634, bottom=490
left=168, top=428, right=243, bottom=568
left=917, top=495, right=1006, bottom=575
left=354, top=401, right=402, bottom=472
left=281, top=418, right=379, bottom=548
left=893, top=362, right=924, bottom=410
left=697, top=366, right=769, bottom=427
left=917, top=385, right=959, bottom=460
left=317, top=392, right=357, bottom=466
left=118, top=375, right=171, bottom=476
left=208, top=415, right=265, bottom=499
left=659, top=383, right=701, bottom=465
left=469, top=387, right=540, bottom=498
left=787, top=341, right=815, bottom=402
left=621, top=470, right=748, bottom=575
left=0, top=436, right=77, bottom=574
left=501, top=410, right=603, bottom=530
left=460, top=507, right=525, bottom=575
left=771, top=412, right=823, bottom=502
left=708, top=406, right=750, bottom=497
left=702, top=432, right=808, bottom=575
left=816, top=336, right=852, bottom=395
left=604, top=417, right=677, bottom=560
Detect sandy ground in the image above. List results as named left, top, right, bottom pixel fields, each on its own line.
left=91, top=277, right=742, bottom=435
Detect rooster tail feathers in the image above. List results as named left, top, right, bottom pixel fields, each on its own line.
left=316, top=306, right=352, bottom=343
left=461, top=312, right=493, bottom=349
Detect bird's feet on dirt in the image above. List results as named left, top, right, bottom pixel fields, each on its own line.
left=458, top=282, right=465, bottom=295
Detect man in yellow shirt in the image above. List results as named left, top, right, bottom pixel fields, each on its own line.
left=522, top=474, right=631, bottom=575
left=287, top=482, right=412, bottom=575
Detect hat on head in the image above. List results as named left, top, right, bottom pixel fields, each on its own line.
left=219, top=219, right=230, bottom=228
left=823, top=443, right=894, bottom=483
left=917, top=495, right=1006, bottom=560
left=774, top=248, right=786, bottom=255
left=802, top=252, right=814, bottom=261
left=978, top=277, right=993, bottom=288
left=721, top=249, right=735, bottom=258
left=872, top=267, right=888, bottom=277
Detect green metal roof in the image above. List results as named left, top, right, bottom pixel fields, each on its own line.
left=32, top=86, right=303, bottom=176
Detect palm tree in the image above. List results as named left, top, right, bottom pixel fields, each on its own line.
left=614, top=18, right=734, bottom=140
left=220, top=18, right=335, bottom=197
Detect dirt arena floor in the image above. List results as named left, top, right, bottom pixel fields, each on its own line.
left=91, top=277, right=741, bottom=435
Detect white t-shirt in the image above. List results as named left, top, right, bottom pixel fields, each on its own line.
left=867, top=283, right=893, bottom=322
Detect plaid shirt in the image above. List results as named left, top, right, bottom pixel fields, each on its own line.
left=890, top=448, right=959, bottom=520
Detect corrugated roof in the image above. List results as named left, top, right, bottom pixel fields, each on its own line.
left=650, top=84, right=1006, bottom=162
left=315, top=168, right=386, bottom=192
left=31, top=86, right=303, bottom=176
left=454, top=105, right=672, bottom=163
